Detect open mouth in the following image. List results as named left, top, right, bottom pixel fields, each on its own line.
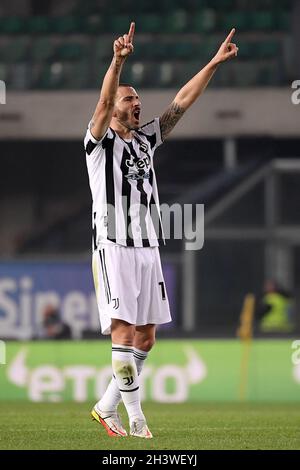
left=133, top=109, right=140, bottom=120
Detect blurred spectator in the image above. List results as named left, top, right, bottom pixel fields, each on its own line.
left=42, top=304, right=72, bottom=339
left=257, top=280, right=295, bottom=333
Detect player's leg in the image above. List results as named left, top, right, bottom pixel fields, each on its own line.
left=92, top=245, right=152, bottom=437
left=96, top=325, right=155, bottom=402
left=91, top=245, right=138, bottom=436
left=91, top=317, right=135, bottom=436
left=133, top=324, right=156, bottom=375
left=94, top=324, right=155, bottom=432
left=110, top=319, right=153, bottom=436
left=125, top=247, right=171, bottom=438
left=125, top=324, right=155, bottom=438
left=93, top=319, right=151, bottom=437
left=98, top=323, right=155, bottom=409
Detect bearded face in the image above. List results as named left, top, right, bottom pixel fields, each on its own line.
left=113, top=86, right=141, bottom=130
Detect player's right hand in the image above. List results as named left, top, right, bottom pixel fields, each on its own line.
left=113, top=22, right=135, bottom=58
left=212, top=28, right=238, bottom=64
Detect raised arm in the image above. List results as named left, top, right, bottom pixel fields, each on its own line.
left=90, top=22, right=135, bottom=140
left=159, top=29, right=238, bottom=140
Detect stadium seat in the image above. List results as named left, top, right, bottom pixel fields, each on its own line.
left=117, top=61, right=137, bottom=85
left=31, top=37, right=55, bottom=62
left=51, top=16, right=83, bottom=34
left=157, top=62, right=176, bottom=87
left=9, top=63, right=30, bottom=89
left=83, top=15, right=104, bottom=34
left=275, top=11, right=290, bottom=31
left=94, top=37, right=114, bottom=61
left=157, top=43, right=175, bottom=61
left=235, top=41, right=254, bottom=60
left=56, top=42, right=87, bottom=61
left=236, top=39, right=280, bottom=61
left=174, top=0, right=208, bottom=10
left=129, top=62, right=146, bottom=86
left=136, top=14, right=163, bottom=33
left=168, top=41, right=196, bottom=60
left=26, top=16, right=51, bottom=34
left=174, top=61, right=205, bottom=87
left=0, top=17, right=26, bottom=34
left=192, top=9, right=217, bottom=33
left=163, top=10, right=189, bottom=33
left=0, top=63, right=9, bottom=82
left=90, top=64, right=111, bottom=88
left=272, top=0, right=292, bottom=8
left=207, top=0, right=236, bottom=9
left=154, top=0, right=180, bottom=12
left=109, top=15, right=132, bottom=34
left=254, top=40, right=281, bottom=59
left=64, top=60, right=90, bottom=89
left=248, top=11, right=275, bottom=31
left=116, top=0, right=141, bottom=13
left=0, top=38, right=29, bottom=63
left=233, top=62, right=261, bottom=87
left=35, top=62, right=66, bottom=89
left=121, top=61, right=159, bottom=88
left=220, top=12, right=250, bottom=31
left=257, top=61, right=281, bottom=86
left=0, top=0, right=292, bottom=90
left=133, top=41, right=170, bottom=61
left=194, top=40, right=219, bottom=60
left=130, top=41, right=144, bottom=60
left=212, top=61, right=236, bottom=87
left=72, top=0, right=98, bottom=16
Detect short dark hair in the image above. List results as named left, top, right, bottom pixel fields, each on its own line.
left=118, top=83, right=133, bottom=88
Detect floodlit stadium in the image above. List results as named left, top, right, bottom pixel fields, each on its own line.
left=0, top=0, right=300, bottom=452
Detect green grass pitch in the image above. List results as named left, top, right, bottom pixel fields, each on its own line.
left=0, top=402, right=299, bottom=450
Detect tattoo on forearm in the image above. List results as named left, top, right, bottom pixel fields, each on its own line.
left=160, top=101, right=185, bottom=140
left=111, top=57, right=123, bottom=75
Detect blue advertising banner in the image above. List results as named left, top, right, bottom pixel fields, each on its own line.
left=0, top=260, right=176, bottom=339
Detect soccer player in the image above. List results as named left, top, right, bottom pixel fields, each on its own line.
left=85, top=22, right=238, bottom=438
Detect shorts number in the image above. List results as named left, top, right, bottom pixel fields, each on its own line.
left=159, top=281, right=166, bottom=300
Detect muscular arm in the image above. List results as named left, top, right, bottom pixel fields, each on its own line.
left=159, top=101, right=186, bottom=141
left=160, top=29, right=238, bottom=141
left=90, top=22, right=135, bottom=140
left=90, top=56, right=126, bottom=140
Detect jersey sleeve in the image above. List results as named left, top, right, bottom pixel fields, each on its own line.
left=140, top=117, right=163, bottom=151
left=84, top=123, right=112, bottom=157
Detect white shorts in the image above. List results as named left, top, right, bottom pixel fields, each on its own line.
left=92, top=244, right=172, bottom=335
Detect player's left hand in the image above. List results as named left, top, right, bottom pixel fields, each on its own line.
left=213, top=28, right=238, bottom=64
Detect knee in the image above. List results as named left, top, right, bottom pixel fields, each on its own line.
left=112, top=333, right=134, bottom=347
left=137, top=336, right=155, bottom=352
left=111, top=319, right=135, bottom=346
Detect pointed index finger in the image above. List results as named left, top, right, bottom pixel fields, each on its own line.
left=128, top=22, right=135, bottom=42
left=224, top=28, right=235, bottom=44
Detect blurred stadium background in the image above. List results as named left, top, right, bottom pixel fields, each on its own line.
left=0, top=0, right=300, bottom=448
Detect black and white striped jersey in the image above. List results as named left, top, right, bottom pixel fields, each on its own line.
left=84, top=118, right=165, bottom=249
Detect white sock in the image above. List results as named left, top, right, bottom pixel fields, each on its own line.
left=97, top=347, right=148, bottom=413
left=133, top=347, right=148, bottom=375
left=111, top=344, right=145, bottom=424
left=95, top=378, right=122, bottom=414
